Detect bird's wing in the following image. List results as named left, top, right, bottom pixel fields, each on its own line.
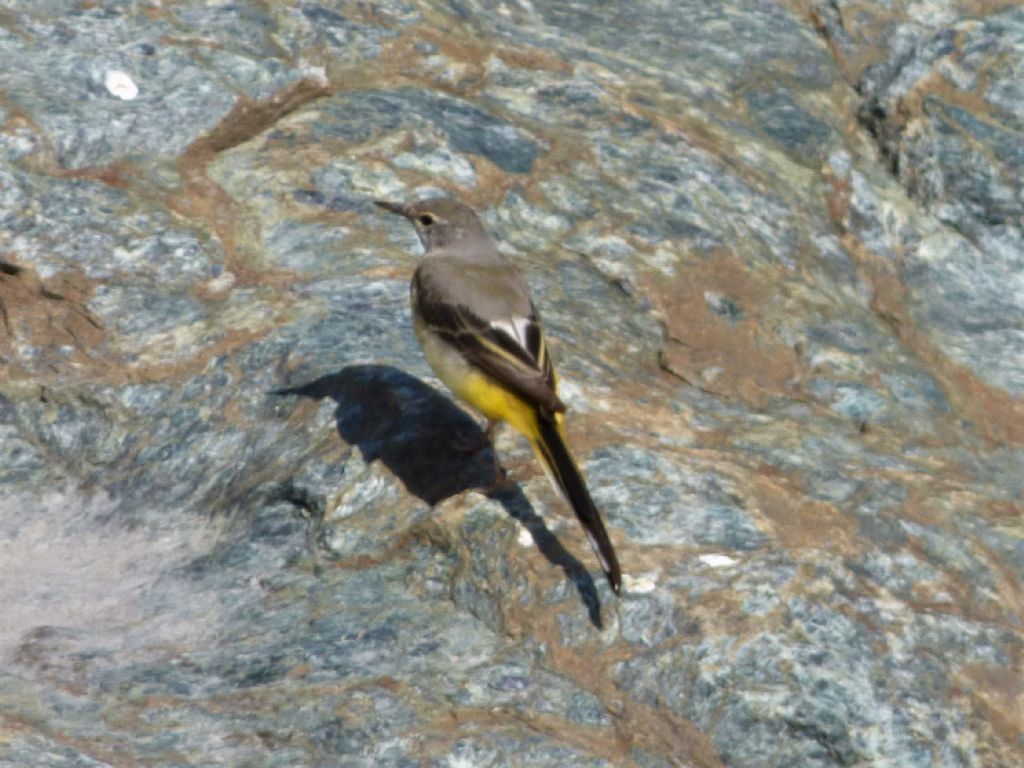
left=413, top=263, right=564, bottom=417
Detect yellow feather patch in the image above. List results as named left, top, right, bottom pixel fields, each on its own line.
left=458, top=370, right=572, bottom=506
left=457, top=370, right=542, bottom=439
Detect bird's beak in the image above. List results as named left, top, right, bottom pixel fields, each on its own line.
left=374, top=200, right=412, bottom=218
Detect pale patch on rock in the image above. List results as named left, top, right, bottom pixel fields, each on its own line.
left=103, top=70, right=138, bottom=101
left=698, top=553, right=738, bottom=568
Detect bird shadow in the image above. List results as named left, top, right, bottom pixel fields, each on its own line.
left=274, top=364, right=604, bottom=628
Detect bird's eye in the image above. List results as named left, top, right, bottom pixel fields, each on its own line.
left=417, top=214, right=434, bottom=226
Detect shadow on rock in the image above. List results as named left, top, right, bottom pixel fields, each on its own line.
left=275, top=364, right=604, bottom=628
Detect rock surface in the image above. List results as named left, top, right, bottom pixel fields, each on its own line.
left=1, top=1, right=1021, bottom=766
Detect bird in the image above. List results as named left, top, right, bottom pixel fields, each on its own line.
left=375, top=197, right=622, bottom=594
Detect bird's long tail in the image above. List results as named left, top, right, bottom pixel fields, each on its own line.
left=529, top=414, right=622, bottom=594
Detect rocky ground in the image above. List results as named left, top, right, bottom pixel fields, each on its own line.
left=1, top=1, right=1022, bottom=766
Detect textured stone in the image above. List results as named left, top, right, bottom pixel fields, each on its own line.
left=1, top=1, right=1021, bottom=767
left=821, top=3, right=1024, bottom=397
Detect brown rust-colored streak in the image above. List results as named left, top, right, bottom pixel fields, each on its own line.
left=408, top=707, right=649, bottom=768
left=612, top=695, right=724, bottom=768
left=955, top=661, right=1024, bottom=755
left=509, top=560, right=722, bottom=767
left=404, top=5, right=574, bottom=75
left=853, top=242, right=1024, bottom=446
left=172, top=76, right=332, bottom=284
left=824, top=159, right=1024, bottom=446
left=795, top=0, right=1023, bottom=87
left=187, top=77, right=333, bottom=158
left=900, top=486, right=1024, bottom=629
left=322, top=17, right=588, bottom=211
left=421, top=497, right=722, bottom=767
left=539, top=618, right=724, bottom=768
left=795, top=0, right=903, bottom=84
left=748, top=473, right=862, bottom=557
left=0, top=256, right=105, bottom=374
left=649, top=250, right=800, bottom=408
left=54, top=160, right=137, bottom=190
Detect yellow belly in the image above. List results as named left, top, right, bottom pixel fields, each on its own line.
left=457, top=368, right=540, bottom=436
left=414, top=316, right=542, bottom=438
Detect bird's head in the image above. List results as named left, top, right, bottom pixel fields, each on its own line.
left=374, top=197, right=487, bottom=251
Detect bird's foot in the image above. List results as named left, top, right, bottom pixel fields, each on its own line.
left=451, top=418, right=497, bottom=455
left=481, top=461, right=516, bottom=496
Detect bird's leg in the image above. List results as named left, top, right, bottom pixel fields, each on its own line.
left=451, top=418, right=511, bottom=493
left=451, top=417, right=497, bottom=455
left=480, top=420, right=513, bottom=493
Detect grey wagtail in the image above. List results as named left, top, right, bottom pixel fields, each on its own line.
left=375, top=197, right=622, bottom=594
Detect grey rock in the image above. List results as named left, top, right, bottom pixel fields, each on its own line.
left=312, top=89, right=543, bottom=174
left=0, top=6, right=248, bottom=168
left=828, top=5, right=1024, bottom=396
left=1, top=1, right=1021, bottom=767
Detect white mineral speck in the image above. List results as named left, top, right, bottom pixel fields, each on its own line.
left=698, top=553, right=738, bottom=568
left=622, top=573, right=658, bottom=593
left=205, top=270, right=236, bottom=294
left=104, top=70, right=139, bottom=100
